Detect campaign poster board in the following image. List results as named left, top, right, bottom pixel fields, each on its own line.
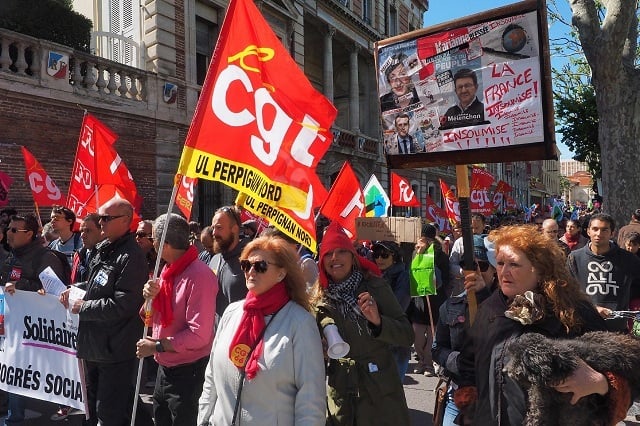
left=375, top=0, right=556, bottom=168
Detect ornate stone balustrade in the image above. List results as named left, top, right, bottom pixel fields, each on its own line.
left=332, top=126, right=380, bottom=156
left=0, top=29, right=146, bottom=101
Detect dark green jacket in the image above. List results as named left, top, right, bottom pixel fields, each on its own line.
left=315, top=274, right=414, bottom=426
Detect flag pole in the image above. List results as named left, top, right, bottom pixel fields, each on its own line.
left=33, top=201, right=43, bottom=230
left=456, top=164, right=477, bottom=325
left=130, top=175, right=181, bottom=426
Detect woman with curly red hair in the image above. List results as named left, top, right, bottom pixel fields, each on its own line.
left=455, top=225, right=632, bottom=425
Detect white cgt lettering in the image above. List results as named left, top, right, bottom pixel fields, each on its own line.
left=211, top=64, right=323, bottom=168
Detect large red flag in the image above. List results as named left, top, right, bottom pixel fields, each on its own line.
left=439, top=179, right=460, bottom=223
left=0, top=171, right=12, bottom=207
left=21, top=147, right=65, bottom=206
left=470, top=166, right=494, bottom=215
left=319, top=162, right=364, bottom=239
left=390, top=172, right=420, bottom=207
left=177, top=0, right=336, bottom=213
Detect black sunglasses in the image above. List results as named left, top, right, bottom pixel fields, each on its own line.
left=99, top=215, right=125, bottom=222
left=135, top=231, right=154, bottom=241
left=9, top=227, right=29, bottom=234
left=372, top=251, right=390, bottom=259
left=240, top=259, right=273, bottom=273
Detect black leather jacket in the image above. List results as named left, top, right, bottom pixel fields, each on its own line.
left=75, top=233, right=148, bottom=362
left=0, top=240, right=66, bottom=292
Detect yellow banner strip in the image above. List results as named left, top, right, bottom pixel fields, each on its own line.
left=178, top=146, right=307, bottom=211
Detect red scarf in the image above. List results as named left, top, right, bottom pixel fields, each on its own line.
left=152, top=245, right=199, bottom=327
left=228, top=282, right=290, bottom=379
left=563, top=232, right=581, bottom=250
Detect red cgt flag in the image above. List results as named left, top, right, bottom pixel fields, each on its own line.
left=491, top=180, right=513, bottom=213
left=21, top=146, right=65, bottom=206
left=470, top=166, right=495, bottom=215
left=177, top=0, right=336, bottom=213
left=390, top=172, right=420, bottom=207
left=319, top=162, right=364, bottom=239
left=175, top=175, right=197, bottom=220
left=425, top=195, right=451, bottom=233
left=440, top=179, right=460, bottom=223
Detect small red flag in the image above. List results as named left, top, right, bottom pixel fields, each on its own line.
left=21, top=146, right=64, bottom=206
left=390, top=172, right=420, bottom=207
left=175, top=175, right=197, bottom=220
left=319, top=162, right=364, bottom=238
left=0, top=171, right=13, bottom=207
left=440, top=179, right=460, bottom=223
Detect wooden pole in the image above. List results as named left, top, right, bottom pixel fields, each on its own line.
left=456, top=165, right=477, bottom=325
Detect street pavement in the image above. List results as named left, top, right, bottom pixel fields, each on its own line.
left=3, top=360, right=640, bottom=425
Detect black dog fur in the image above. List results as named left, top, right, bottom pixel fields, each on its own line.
left=505, top=331, right=640, bottom=426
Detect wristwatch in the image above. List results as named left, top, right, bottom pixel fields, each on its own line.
left=155, top=340, right=165, bottom=353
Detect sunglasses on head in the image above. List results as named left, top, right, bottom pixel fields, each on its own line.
left=220, top=206, right=241, bottom=227
left=372, top=251, right=390, bottom=259
left=240, top=259, right=273, bottom=273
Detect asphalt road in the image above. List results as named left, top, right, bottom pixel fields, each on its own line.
left=3, top=360, right=639, bottom=425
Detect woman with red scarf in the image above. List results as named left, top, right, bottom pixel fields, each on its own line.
left=197, top=236, right=326, bottom=426
left=312, top=222, right=414, bottom=426
left=560, top=219, right=589, bottom=251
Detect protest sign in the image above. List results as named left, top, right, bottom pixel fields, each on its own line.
left=0, top=289, right=84, bottom=411
left=375, top=0, right=556, bottom=168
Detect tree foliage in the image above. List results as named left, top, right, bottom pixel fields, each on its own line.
left=0, top=0, right=92, bottom=52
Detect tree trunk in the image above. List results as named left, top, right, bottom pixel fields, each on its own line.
left=570, top=0, right=640, bottom=229
left=595, top=69, right=640, bottom=230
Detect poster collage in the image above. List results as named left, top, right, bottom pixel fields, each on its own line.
left=376, top=10, right=544, bottom=156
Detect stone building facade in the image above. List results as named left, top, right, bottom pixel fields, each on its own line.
left=0, top=0, right=558, bottom=226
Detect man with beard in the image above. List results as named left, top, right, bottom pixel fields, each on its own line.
left=209, top=205, right=248, bottom=318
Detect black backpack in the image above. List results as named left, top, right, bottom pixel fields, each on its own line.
left=42, top=249, right=73, bottom=285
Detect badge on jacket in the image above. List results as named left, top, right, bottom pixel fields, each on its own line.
left=10, top=267, right=21, bottom=282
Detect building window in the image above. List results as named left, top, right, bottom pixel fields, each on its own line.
left=196, top=16, right=218, bottom=86
left=389, top=5, right=397, bottom=36
left=363, top=0, right=372, bottom=24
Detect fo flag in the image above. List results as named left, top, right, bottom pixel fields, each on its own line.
left=390, top=173, right=420, bottom=207
left=177, top=0, right=337, bottom=212
left=319, top=162, right=364, bottom=239
left=66, top=114, right=117, bottom=223
left=21, top=147, right=64, bottom=206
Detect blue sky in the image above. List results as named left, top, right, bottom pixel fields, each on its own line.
left=424, top=0, right=574, bottom=159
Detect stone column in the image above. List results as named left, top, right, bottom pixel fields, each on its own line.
left=349, top=43, right=360, bottom=132
left=323, top=25, right=336, bottom=103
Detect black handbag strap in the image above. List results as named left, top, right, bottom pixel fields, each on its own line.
left=230, top=305, right=284, bottom=425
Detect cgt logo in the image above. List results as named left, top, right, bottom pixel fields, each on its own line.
left=28, top=172, right=62, bottom=202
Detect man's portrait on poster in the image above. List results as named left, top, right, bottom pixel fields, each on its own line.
left=379, top=53, right=421, bottom=113
left=439, top=68, right=489, bottom=130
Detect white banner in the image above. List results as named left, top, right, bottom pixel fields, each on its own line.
left=0, top=289, right=85, bottom=411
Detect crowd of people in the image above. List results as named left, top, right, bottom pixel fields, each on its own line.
left=0, top=203, right=639, bottom=425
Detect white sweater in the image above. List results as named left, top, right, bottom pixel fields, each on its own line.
left=197, top=300, right=326, bottom=426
